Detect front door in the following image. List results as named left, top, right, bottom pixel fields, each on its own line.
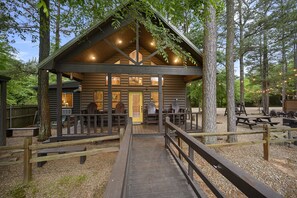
left=129, top=92, right=143, bottom=123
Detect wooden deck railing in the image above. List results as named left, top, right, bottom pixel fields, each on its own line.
left=162, top=112, right=200, bottom=132
left=104, top=117, right=133, bottom=198
left=164, top=117, right=283, bottom=197
left=0, top=135, right=121, bottom=184
left=64, top=113, right=128, bottom=134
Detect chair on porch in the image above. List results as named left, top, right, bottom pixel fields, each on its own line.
left=144, top=101, right=158, bottom=124
left=114, top=101, right=126, bottom=125
left=82, top=102, right=98, bottom=126
left=169, top=99, right=185, bottom=125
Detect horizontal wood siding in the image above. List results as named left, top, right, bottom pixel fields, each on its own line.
left=80, top=44, right=186, bottom=114
left=49, top=88, right=80, bottom=121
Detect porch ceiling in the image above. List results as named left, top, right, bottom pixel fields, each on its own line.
left=63, top=25, right=198, bottom=67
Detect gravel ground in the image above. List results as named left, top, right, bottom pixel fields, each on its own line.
left=191, top=107, right=297, bottom=197
left=1, top=107, right=296, bottom=197
left=0, top=131, right=117, bottom=198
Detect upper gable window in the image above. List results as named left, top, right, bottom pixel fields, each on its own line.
left=114, top=60, right=120, bottom=64
left=129, top=50, right=143, bottom=65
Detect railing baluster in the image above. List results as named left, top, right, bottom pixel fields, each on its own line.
left=188, top=147, right=194, bottom=180
left=67, top=116, right=70, bottom=134
left=190, top=112, right=193, bottom=130
left=87, top=115, right=91, bottom=135
left=196, top=113, right=198, bottom=130
left=80, top=115, right=84, bottom=134
left=74, top=116, right=77, bottom=134
left=94, top=115, right=97, bottom=133
left=101, top=115, right=104, bottom=133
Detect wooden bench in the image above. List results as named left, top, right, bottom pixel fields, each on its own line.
left=37, top=145, right=87, bottom=167
left=6, top=127, right=39, bottom=137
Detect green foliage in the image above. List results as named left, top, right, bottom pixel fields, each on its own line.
left=8, top=183, right=38, bottom=198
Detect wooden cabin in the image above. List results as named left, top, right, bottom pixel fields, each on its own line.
left=0, top=75, right=11, bottom=145
left=37, top=2, right=203, bottom=137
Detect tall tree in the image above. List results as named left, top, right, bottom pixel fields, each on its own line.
left=226, top=0, right=237, bottom=142
left=38, top=0, right=51, bottom=140
left=202, top=2, right=218, bottom=144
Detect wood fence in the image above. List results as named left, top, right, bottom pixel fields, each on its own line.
left=0, top=135, right=122, bottom=184
left=165, top=117, right=284, bottom=197
left=189, top=125, right=296, bottom=161
left=6, top=105, right=38, bottom=128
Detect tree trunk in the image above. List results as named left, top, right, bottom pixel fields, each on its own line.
left=238, top=0, right=245, bottom=106
left=294, top=34, right=297, bottom=99
left=38, top=0, right=51, bottom=141
left=202, top=3, right=217, bottom=144
left=226, top=0, right=237, bottom=142
left=55, top=0, right=61, bottom=51
left=262, top=30, right=269, bottom=114
left=281, top=30, right=288, bottom=109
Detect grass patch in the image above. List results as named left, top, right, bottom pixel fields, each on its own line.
left=57, top=174, right=87, bottom=187
left=8, top=183, right=38, bottom=198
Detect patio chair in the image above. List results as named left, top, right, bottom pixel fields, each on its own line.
left=114, top=101, right=126, bottom=125
left=144, top=102, right=158, bottom=124
left=82, top=102, right=98, bottom=126
left=287, top=111, right=295, bottom=118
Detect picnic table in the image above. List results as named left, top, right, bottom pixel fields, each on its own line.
left=236, top=115, right=279, bottom=129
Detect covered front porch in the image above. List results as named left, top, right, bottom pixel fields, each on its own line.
left=38, top=5, right=203, bottom=140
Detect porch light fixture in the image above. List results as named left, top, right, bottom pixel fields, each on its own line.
left=90, top=55, right=96, bottom=61
left=174, top=58, right=180, bottom=63
left=117, top=39, right=123, bottom=44
left=150, top=41, right=155, bottom=46
left=70, top=73, right=73, bottom=80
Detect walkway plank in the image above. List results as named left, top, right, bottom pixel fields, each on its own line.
left=127, top=135, right=195, bottom=198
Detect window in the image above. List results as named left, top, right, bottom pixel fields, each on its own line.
left=112, top=92, right=121, bottom=108
left=151, top=77, right=164, bottom=86
left=62, top=93, right=73, bottom=108
left=94, top=91, right=104, bottom=110
left=129, top=50, right=143, bottom=65
left=151, top=91, right=160, bottom=109
left=129, top=77, right=143, bottom=85
left=106, top=76, right=121, bottom=85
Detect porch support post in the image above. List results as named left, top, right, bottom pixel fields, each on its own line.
left=158, top=75, right=163, bottom=133
left=56, top=72, right=62, bottom=137
left=0, top=81, right=7, bottom=145
left=136, top=21, right=139, bottom=64
left=107, top=73, right=112, bottom=135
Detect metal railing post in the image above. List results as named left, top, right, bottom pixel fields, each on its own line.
left=165, top=116, right=170, bottom=149
left=188, top=147, right=194, bottom=181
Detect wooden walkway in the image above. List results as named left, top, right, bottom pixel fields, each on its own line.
left=126, top=135, right=195, bottom=198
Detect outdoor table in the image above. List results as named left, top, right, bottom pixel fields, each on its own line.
left=236, top=115, right=277, bottom=129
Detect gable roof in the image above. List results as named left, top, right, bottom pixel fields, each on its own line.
left=38, top=1, right=202, bottom=70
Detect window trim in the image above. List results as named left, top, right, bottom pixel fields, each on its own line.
left=112, top=91, right=121, bottom=109
left=105, top=76, right=121, bottom=86
left=150, top=77, right=164, bottom=86
left=62, top=92, right=73, bottom=108
left=129, top=76, right=143, bottom=86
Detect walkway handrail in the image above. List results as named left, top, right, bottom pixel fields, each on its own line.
left=104, top=117, right=133, bottom=198
left=164, top=117, right=283, bottom=198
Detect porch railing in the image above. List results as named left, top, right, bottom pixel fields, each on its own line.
left=103, top=117, right=133, bottom=198
left=64, top=113, right=128, bottom=135
left=164, top=117, right=282, bottom=197
left=162, top=112, right=200, bottom=132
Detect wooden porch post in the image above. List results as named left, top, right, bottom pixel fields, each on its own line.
left=0, top=80, right=8, bottom=146
left=56, top=72, right=62, bottom=137
left=136, top=21, right=139, bottom=64
left=108, top=73, right=112, bottom=135
left=158, top=75, right=163, bottom=133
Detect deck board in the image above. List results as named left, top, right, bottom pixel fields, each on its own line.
left=127, top=135, right=195, bottom=198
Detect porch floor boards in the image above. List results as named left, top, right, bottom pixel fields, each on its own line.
left=127, top=135, right=195, bottom=198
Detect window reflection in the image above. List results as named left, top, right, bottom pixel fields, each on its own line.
left=129, top=77, right=143, bottom=85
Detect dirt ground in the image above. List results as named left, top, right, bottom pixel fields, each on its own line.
left=0, top=107, right=296, bottom=197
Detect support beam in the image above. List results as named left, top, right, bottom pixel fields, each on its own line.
left=158, top=75, right=163, bottom=133
left=104, top=39, right=136, bottom=64
left=136, top=21, right=140, bottom=65
left=0, top=81, right=7, bottom=145
left=108, top=73, right=112, bottom=135
left=56, top=63, right=202, bottom=76
left=64, top=72, right=84, bottom=81
left=56, top=72, right=62, bottom=137
left=56, top=18, right=133, bottom=65
left=140, top=50, right=159, bottom=64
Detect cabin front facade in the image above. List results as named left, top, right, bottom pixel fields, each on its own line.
left=38, top=3, right=203, bottom=137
